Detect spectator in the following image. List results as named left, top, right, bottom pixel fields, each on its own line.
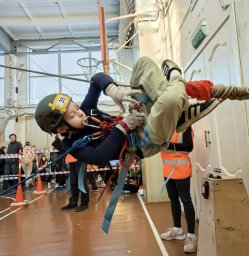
left=61, top=158, right=89, bottom=212
left=22, top=141, right=35, bottom=189
left=160, top=127, right=197, bottom=253
left=3, top=134, right=23, bottom=194
left=0, top=146, right=6, bottom=176
left=39, top=154, right=50, bottom=182
left=87, top=164, right=98, bottom=192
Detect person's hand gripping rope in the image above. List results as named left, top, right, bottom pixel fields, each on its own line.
left=105, top=84, right=143, bottom=113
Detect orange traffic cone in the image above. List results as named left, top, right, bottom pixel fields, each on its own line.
left=33, top=175, right=47, bottom=195
left=10, top=185, right=29, bottom=207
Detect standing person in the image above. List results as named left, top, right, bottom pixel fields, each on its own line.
left=0, top=146, right=6, bottom=176
left=39, top=154, right=50, bottom=182
left=50, top=136, right=67, bottom=188
left=22, top=142, right=35, bottom=189
left=160, top=127, right=197, bottom=253
left=3, top=134, right=23, bottom=193
left=62, top=153, right=89, bottom=212
left=34, top=57, right=247, bottom=169
left=87, top=164, right=99, bottom=192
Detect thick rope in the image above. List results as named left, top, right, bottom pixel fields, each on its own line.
left=211, top=84, right=249, bottom=101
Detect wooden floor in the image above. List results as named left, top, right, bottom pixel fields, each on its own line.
left=0, top=187, right=197, bottom=256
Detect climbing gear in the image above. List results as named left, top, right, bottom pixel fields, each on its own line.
left=128, top=101, right=144, bottom=112
left=211, top=84, right=249, bottom=101
left=102, top=154, right=131, bottom=234
left=161, top=59, right=182, bottom=81
left=186, top=80, right=249, bottom=101
left=176, top=98, right=222, bottom=132
left=186, top=80, right=213, bottom=101
left=35, top=93, right=72, bottom=134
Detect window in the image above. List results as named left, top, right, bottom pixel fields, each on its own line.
left=28, top=53, right=59, bottom=104
left=28, top=50, right=121, bottom=104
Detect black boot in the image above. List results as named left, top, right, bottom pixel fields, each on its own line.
left=61, top=203, right=78, bottom=210
left=75, top=204, right=88, bottom=212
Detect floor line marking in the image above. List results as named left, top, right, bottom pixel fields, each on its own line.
left=137, top=194, right=169, bottom=256
left=0, top=188, right=54, bottom=221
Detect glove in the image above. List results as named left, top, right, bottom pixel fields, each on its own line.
left=105, top=84, right=142, bottom=112
left=122, top=110, right=145, bottom=130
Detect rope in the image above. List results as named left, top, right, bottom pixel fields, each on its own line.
left=0, top=136, right=91, bottom=196
left=211, top=84, right=249, bottom=101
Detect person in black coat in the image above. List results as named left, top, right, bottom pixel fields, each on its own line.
left=3, top=134, right=23, bottom=192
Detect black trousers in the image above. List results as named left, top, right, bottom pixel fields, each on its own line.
left=69, top=162, right=89, bottom=206
left=165, top=177, right=195, bottom=234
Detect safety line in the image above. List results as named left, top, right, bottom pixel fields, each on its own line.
left=137, top=194, right=169, bottom=256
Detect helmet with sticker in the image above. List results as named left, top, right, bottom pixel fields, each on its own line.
left=35, top=93, right=71, bottom=134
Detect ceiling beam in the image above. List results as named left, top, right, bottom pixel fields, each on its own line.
left=0, top=27, right=12, bottom=52
left=0, top=14, right=103, bottom=26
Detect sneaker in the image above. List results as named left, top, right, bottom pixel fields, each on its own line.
left=61, top=203, right=78, bottom=211
left=96, top=175, right=103, bottom=183
left=47, top=182, right=51, bottom=189
left=184, top=234, right=197, bottom=253
left=93, top=188, right=99, bottom=192
left=176, top=99, right=221, bottom=132
left=75, top=204, right=88, bottom=212
left=161, top=59, right=182, bottom=81
left=137, top=188, right=144, bottom=196
left=98, top=181, right=106, bottom=188
left=160, top=227, right=186, bottom=241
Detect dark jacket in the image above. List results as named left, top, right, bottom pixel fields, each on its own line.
left=62, top=72, right=127, bottom=166
left=5, top=141, right=23, bottom=164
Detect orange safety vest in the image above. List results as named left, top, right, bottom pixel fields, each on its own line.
left=161, top=130, right=193, bottom=179
left=65, top=153, right=77, bottom=163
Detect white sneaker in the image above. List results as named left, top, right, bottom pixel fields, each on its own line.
left=184, top=234, right=197, bottom=253
left=96, top=175, right=102, bottom=183
left=98, top=181, right=106, bottom=188
left=137, top=188, right=144, bottom=196
left=160, top=227, right=186, bottom=241
left=47, top=182, right=51, bottom=189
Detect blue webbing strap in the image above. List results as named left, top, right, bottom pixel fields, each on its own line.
left=78, top=162, right=87, bottom=193
left=102, top=154, right=130, bottom=234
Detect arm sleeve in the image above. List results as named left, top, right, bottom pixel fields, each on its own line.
left=81, top=72, right=114, bottom=109
left=167, top=127, right=193, bottom=152
left=62, top=127, right=126, bottom=166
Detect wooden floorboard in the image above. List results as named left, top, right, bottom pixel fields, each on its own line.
left=146, top=202, right=198, bottom=256
left=0, top=188, right=165, bottom=256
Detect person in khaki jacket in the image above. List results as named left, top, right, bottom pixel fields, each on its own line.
left=22, top=142, right=35, bottom=189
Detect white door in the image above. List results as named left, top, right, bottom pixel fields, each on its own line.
left=184, top=17, right=249, bottom=217
left=185, top=53, right=217, bottom=218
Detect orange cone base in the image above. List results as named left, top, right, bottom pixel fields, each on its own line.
left=10, top=185, right=29, bottom=207
left=10, top=200, right=29, bottom=207
left=33, top=190, right=47, bottom=195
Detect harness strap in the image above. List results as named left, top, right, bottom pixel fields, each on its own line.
left=102, top=154, right=130, bottom=233
left=78, top=162, right=87, bottom=193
